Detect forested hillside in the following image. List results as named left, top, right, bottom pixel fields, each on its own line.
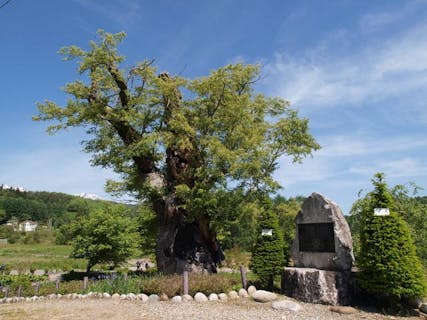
left=0, top=186, right=132, bottom=227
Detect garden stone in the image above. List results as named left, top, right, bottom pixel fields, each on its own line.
left=228, top=290, right=239, bottom=299
left=148, top=294, right=159, bottom=302
left=329, top=306, right=358, bottom=314
left=9, top=270, right=19, bottom=275
left=238, top=288, right=249, bottom=298
left=252, top=290, right=277, bottom=303
left=6, top=298, right=12, bottom=303
left=272, top=300, right=303, bottom=312
left=171, top=296, right=182, bottom=303
left=57, top=294, right=62, bottom=299
left=247, top=285, right=256, bottom=296
left=112, top=293, right=120, bottom=300
left=102, top=293, right=111, bottom=299
left=137, top=294, right=149, bottom=302
left=120, top=294, right=127, bottom=300
left=208, top=293, right=219, bottom=301
left=218, top=293, right=228, bottom=301
left=182, top=294, right=193, bottom=302
left=194, top=292, right=208, bottom=302
left=219, top=267, right=234, bottom=273
left=159, top=293, right=169, bottom=301
left=25, top=297, right=31, bottom=303
left=420, top=303, right=427, bottom=314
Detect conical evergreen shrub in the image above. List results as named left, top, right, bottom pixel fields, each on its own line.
left=358, top=173, right=426, bottom=301
left=250, top=208, right=285, bottom=290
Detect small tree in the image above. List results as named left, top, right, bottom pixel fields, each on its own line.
left=250, top=205, right=285, bottom=289
left=71, top=206, right=139, bottom=272
left=358, top=173, right=426, bottom=301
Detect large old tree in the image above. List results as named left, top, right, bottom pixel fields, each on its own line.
left=34, top=31, right=320, bottom=274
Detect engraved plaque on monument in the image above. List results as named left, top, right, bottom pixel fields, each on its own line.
left=290, top=193, right=354, bottom=271
left=298, top=223, right=335, bottom=252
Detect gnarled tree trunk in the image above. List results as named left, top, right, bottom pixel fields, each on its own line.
left=153, top=197, right=224, bottom=274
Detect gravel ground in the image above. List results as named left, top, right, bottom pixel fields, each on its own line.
left=0, top=299, right=421, bottom=320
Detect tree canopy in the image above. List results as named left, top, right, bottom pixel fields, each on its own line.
left=70, top=206, right=138, bottom=272
left=34, top=30, right=320, bottom=273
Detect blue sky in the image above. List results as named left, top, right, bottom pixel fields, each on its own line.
left=0, top=0, right=426, bottom=213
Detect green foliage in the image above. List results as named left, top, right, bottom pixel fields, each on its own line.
left=222, top=247, right=251, bottom=269
left=0, top=244, right=87, bottom=272
left=392, top=185, right=427, bottom=267
left=135, top=205, right=157, bottom=257
left=273, top=195, right=303, bottom=263
left=0, top=186, right=130, bottom=229
left=70, top=206, right=139, bottom=271
left=34, top=30, right=319, bottom=232
left=358, top=173, right=426, bottom=301
left=250, top=205, right=285, bottom=289
left=349, top=182, right=427, bottom=267
left=0, top=226, right=56, bottom=245
left=0, top=207, right=6, bottom=223
left=86, top=273, right=240, bottom=297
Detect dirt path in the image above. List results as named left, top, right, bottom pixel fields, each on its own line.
left=0, top=299, right=420, bottom=320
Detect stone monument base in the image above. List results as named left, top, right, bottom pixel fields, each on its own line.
left=282, top=267, right=352, bottom=305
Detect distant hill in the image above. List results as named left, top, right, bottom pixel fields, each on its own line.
left=0, top=185, right=134, bottom=227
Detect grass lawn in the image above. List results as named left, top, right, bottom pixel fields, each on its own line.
left=0, top=244, right=87, bottom=272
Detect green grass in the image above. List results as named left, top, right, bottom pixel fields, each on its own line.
left=0, top=244, right=87, bottom=272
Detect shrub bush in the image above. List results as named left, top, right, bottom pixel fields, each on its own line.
left=358, top=173, right=427, bottom=302
left=250, top=208, right=285, bottom=290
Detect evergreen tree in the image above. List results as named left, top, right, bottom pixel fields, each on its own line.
left=250, top=204, right=285, bottom=289
left=358, top=173, right=426, bottom=301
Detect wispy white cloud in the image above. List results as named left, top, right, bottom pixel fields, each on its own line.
left=265, top=21, right=427, bottom=111
left=350, top=157, right=427, bottom=179
left=318, top=135, right=427, bottom=157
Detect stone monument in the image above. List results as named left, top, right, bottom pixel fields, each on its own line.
left=282, top=193, right=355, bottom=305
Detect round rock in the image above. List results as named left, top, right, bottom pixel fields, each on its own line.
left=159, top=293, right=169, bottom=301
left=247, top=285, right=257, bottom=296
left=218, top=293, right=228, bottom=301
left=208, top=293, right=219, bottom=301
left=148, top=294, right=159, bottom=302
left=171, top=296, right=182, bottom=303
left=137, top=294, right=149, bottom=302
left=420, top=303, right=427, bottom=314
left=272, top=300, right=303, bottom=312
left=238, top=288, right=249, bottom=298
left=228, top=290, right=239, bottom=299
left=251, top=290, right=277, bottom=303
left=182, top=294, right=193, bottom=302
left=194, top=292, right=208, bottom=302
